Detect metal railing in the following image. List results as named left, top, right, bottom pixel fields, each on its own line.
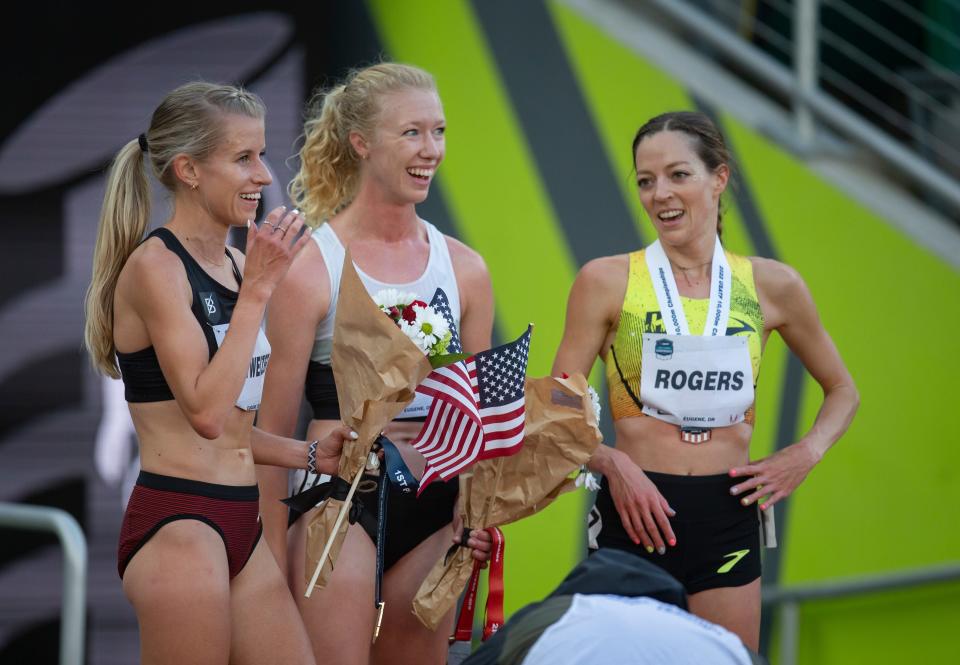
left=642, top=0, right=960, bottom=213
left=0, top=503, right=87, bottom=665
left=762, top=563, right=960, bottom=665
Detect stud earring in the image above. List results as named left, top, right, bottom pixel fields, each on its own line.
left=191, top=182, right=199, bottom=190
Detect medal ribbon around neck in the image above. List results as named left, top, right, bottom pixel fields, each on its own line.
left=644, top=236, right=731, bottom=337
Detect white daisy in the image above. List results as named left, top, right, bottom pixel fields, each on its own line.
left=398, top=320, right=431, bottom=354
left=373, top=288, right=418, bottom=310
left=412, top=306, right=450, bottom=350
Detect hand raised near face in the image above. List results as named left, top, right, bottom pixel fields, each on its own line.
left=241, top=207, right=312, bottom=299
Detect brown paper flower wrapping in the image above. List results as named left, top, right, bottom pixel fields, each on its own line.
left=303, top=251, right=432, bottom=593
left=411, top=373, right=602, bottom=629
left=304, top=497, right=350, bottom=588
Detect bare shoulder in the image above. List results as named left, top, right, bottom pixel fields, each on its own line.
left=572, top=254, right=631, bottom=311
left=577, top=254, right=629, bottom=289
left=272, top=234, right=329, bottom=320
left=444, top=234, right=490, bottom=285
left=568, top=254, right=630, bottom=322
left=750, top=256, right=816, bottom=330
left=123, top=236, right=189, bottom=293
left=750, top=256, right=808, bottom=300
left=116, top=236, right=192, bottom=320
left=287, top=235, right=327, bottom=287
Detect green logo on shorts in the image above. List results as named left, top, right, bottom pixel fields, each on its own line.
left=717, top=549, right=750, bottom=574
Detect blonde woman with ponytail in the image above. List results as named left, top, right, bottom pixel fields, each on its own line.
left=84, top=82, right=355, bottom=665
left=257, top=63, right=494, bottom=665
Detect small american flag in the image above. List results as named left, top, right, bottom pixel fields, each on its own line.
left=411, top=325, right=532, bottom=493
left=429, top=288, right=462, bottom=354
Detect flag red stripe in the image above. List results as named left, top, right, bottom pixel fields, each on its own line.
left=477, top=441, right=523, bottom=460
left=413, top=401, right=454, bottom=455
left=425, top=413, right=478, bottom=467
left=434, top=432, right=485, bottom=477
left=482, top=412, right=525, bottom=433
left=419, top=370, right=479, bottom=415
left=431, top=423, right=482, bottom=475
left=479, top=406, right=524, bottom=426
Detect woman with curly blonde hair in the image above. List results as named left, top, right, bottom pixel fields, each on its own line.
left=257, top=63, right=494, bottom=664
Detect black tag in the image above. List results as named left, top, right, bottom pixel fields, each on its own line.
left=198, top=291, right=222, bottom=324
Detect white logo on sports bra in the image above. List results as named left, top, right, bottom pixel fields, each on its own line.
left=204, top=295, right=217, bottom=315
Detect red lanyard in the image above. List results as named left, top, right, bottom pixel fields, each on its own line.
left=453, top=527, right=505, bottom=642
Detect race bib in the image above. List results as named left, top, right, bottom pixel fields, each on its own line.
left=639, top=334, right=754, bottom=428
left=211, top=323, right=271, bottom=411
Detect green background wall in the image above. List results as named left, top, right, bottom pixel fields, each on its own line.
left=369, top=0, right=960, bottom=662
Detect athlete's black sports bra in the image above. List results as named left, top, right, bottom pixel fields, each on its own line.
left=116, top=228, right=242, bottom=403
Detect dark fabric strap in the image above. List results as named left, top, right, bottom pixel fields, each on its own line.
left=282, top=475, right=377, bottom=536
left=137, top=470, right=258, bottom=501
left=374, top=466, right=390, bottom=611
left=224, top=248, right=243, bottom=285
left=381, top=435, right=419, bottom=494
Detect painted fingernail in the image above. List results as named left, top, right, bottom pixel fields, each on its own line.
left=645, top=545, right=654, bottom=554
left=729, top=469, right=738, bottom=477
left=760, top=503, right=768, bottom=511
left=291, top=208, right=299, bottom=215
left=349, top=431, right=359, bottom=439
left=657, top=546, right=666, bottom=555
left=741, top=498, right=750, bottom=506
left=730, top=486, right=739, bottom=495
left=668, top=538, right=676, bottom=547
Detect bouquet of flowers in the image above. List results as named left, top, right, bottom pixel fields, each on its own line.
left=373, top=289, right=453, bottom=358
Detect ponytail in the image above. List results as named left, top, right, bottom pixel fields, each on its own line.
left=84, top=139, right=151, bottom=377
left=289, top=85, right=361, bottom=226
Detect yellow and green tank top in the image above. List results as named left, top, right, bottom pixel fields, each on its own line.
left=605, top=249, right=765, bottom=421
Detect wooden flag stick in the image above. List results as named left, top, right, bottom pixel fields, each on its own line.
left=304, top=466, right=365, bottom=598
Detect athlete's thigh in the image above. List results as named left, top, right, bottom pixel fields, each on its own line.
left=289, top=511, right=377, bottom=665
left=256, top=463, right=291, bottom=576
left=688, top=578, right=761, bottom=651
left=372, top=524, right=457, bottom=665
left=228, top=537, right=315, bottom=665
left=122, top=519, right=232, bottom=665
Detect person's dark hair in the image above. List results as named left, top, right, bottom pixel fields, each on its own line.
left=631, top=111, right=733, bottom=237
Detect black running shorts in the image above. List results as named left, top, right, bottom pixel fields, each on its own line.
left=591, top=470, right=761, bottom=594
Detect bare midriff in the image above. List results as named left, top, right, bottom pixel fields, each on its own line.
left=614, top=415, right=753, bottom=476
left=129, top=401, right=258, bottom=485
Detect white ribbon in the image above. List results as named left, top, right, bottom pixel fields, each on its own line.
left=644, top=236, right=731, bottom=337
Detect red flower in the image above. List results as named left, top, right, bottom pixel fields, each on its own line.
left=387, top=306, right=401, bottom=321
left=401, top=302, right=423, bottom=324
